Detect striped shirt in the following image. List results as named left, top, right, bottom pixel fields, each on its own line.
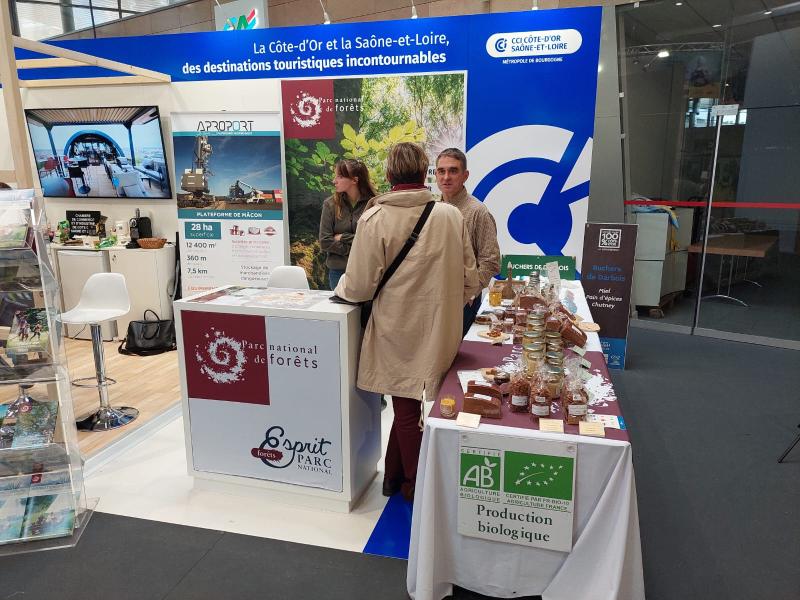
left=443, top=188, right=501, bottom=290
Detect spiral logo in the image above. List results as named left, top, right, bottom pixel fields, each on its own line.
left=194, top=328, right=247, bottom=384
left=494, top=38, right=508, bottom=53
left=290, top=92, right=322, bottom=128
left=467, top=125, right=593, bottom=272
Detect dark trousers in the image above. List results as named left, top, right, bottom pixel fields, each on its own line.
left=462, top=294, right=482, bottom=337
left=384, top=396, right=423, bottom=496
left=328, top=268, right=345, bottom=290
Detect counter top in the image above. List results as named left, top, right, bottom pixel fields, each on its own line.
left=178, top=285, right=353, bottom=314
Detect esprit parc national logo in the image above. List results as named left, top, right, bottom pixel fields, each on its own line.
left=181, top=311, right=269, bottom=404
left=223, top=8, right=258, bottom=31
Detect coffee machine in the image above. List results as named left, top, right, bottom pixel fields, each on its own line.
left=126, top=209, right=152, bottom=249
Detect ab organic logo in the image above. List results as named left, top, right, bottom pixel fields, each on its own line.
left=461, top=448, right=501, bottom=491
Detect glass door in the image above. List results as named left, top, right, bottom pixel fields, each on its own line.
left=617, top=1, right=800, bottom=348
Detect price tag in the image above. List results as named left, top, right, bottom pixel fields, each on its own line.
left=580, top=358, right=592, bottom=369
left=538, top=418, right=564, bottom=433
left=570, top=345, right=587, bottom=356
left=545, top=261, right=561, bottom=293
left=456, top=412, right=481, bottom=428
left=579, top=421, right=606, bottom=437
left=580, top=370, right=593, bottom=382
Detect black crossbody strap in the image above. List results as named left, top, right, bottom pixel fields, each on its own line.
left=372, top=201, right=435, bottom=300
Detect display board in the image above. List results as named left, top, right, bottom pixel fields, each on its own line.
left=171, top=112, right=284, bottom=295
left=458, top=432, right=577, bottom=553
left=181, top=310, right=343, bottom=491
left=282, top=74, right=466, bottom=288
left=581, top=223, right=638, bottom=369
left=16, top=8, right=602, bottom=290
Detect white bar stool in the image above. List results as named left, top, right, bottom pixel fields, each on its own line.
left=60, top=273, right=139, bottom=431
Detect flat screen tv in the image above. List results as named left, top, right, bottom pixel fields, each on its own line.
left=25, top=106, right=172, bottom=199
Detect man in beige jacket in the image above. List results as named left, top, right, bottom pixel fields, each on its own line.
left=335, top=142, right=479, bottom=501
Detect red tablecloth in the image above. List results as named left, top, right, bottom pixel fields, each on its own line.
left=430, top=340, right=629, bottom=442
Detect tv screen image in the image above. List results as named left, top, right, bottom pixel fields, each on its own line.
left=25, top=106, right=172, bottom=199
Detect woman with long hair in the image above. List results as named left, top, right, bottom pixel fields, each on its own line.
left=318, top=159, right=377, bottom=290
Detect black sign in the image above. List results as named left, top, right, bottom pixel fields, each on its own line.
left=581, top=223, right=638, bottom=369
left=66, top=210, right=101, bottom=236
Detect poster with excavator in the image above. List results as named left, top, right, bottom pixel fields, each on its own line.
left=172, top=112, right=284, bottom=295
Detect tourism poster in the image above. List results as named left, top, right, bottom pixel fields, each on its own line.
left=10, top=400, right=59, bottom=449
left=6, top=308, right=50, bottom=356
left=282, top=74, right=466, bottom=289
left=172, top=112, right=285, bottom=295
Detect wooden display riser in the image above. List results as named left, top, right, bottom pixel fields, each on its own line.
left=0, top=339, right=180, bottom=459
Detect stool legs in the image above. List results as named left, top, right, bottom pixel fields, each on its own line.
left=75, top=323, right=139, bottom=432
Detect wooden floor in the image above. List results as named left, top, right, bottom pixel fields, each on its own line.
left=1, top=338, right=181, bottom=458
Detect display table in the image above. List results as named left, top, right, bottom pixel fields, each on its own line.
left=407, top=282, right=645, bottom=600
left=173, top=286, right=381, bottom=512
left=688, top=233, right=777, bottom=307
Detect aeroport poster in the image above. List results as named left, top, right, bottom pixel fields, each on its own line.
left=171, top=112, right=285, bottom=295
left=282, top=74, right=466, bottom=289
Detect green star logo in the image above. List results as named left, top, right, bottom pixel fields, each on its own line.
left=503, top=452, right=573, bottom=500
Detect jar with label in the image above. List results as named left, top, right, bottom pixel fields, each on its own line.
left=545, top=364, right=564, bottom=399
left=545, top=331, right=562, bottom=344
left=503, top=318, right=515, bottom=334
left=522, top=331, right=540, bottom=346
left=515, top=309, right=528, bottom=326
left=545, top=350, right=564, bottom=366
left=489, top=321, right=503, bottom=337
left=439, top=395, right=456, bottom=418
left=488, top=280, right=502, bottom=307
left=512, top=326, right=525, bottom=345
left=508, top=370, right=530, bottom=413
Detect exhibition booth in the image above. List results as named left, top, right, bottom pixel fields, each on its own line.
left=0, top=5, right=645, bottom=599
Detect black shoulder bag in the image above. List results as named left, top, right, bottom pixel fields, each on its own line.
left=118, top=309, right=177, bottom=356
left=332, top=201, right=435, bottom=328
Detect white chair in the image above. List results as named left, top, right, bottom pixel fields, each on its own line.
left=59, top=273, right=138, bottom=431
left=267, top=266, right=310, bottom=289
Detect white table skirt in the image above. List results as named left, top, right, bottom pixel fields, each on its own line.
left=407, top=418, right=645, bottom=600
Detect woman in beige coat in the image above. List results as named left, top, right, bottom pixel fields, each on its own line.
left=335, top=143, right=479, bottom=501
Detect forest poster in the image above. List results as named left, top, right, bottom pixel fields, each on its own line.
left=281, top=74, right=466, bottom=289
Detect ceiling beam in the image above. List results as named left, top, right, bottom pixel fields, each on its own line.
left=12, top=36, right=171, bottom=83
left=18, top=75, right=169, bottom=88
left=16, top=57, right=86, bottom=69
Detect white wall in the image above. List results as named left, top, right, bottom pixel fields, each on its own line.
left=3, top=79, right=281, bottom=239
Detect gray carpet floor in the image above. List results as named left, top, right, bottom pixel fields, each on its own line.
left=0, top=329, right=798, bottom=599
left=612, top=327, right=800, bottom=600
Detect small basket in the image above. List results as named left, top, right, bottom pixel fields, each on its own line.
left=137, top=237, right=167, bottom=249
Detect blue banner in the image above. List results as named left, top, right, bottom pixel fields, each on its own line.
left=18, top=9, right=601, bottom=274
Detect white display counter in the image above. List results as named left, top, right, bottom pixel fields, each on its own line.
left=173, top=286, right=380, bottom=513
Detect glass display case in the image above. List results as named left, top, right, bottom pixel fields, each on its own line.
left=0, top=189, right=92, bottom=554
